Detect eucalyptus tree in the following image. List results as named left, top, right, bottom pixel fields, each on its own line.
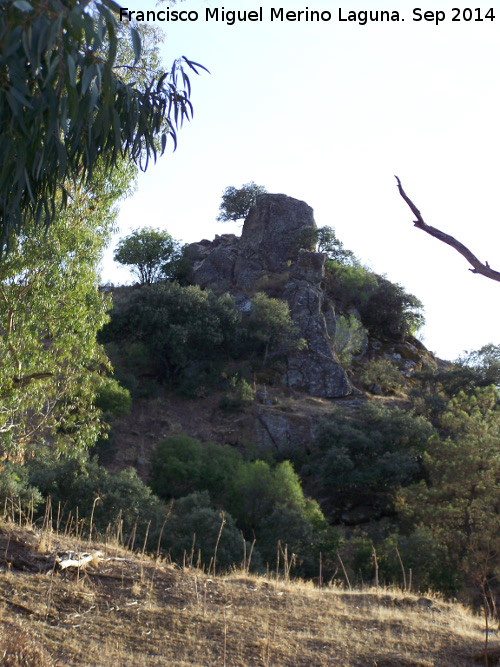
left=0, top=162, right=132, bottom=457
left=0, top=6, right=201, bottom=457
left=0, top=0, right=205, bottom=250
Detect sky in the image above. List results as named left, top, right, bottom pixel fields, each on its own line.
left=100, top=0, right=500, bottom=361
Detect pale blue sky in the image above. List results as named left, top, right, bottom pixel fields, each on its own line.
left=101, top=0, right=500, bottom=360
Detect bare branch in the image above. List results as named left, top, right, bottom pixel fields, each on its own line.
left=395, top=176, right=500, bottom=283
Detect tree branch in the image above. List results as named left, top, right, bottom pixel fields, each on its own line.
left=395, top=176, right=500, bottom=283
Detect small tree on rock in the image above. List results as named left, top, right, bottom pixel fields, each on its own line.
left=216, top=182, right=267, bottom=222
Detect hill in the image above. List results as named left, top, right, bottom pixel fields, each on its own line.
left=0, top=520, right=491, bottom=667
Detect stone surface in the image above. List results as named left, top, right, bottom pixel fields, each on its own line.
left=283, top=250, right=351, bottom=397
left=186, top=234, right=239, bottom=290
left=233, top=193, right=316, bottom=289
left=185, top=193, right=352, bottom=398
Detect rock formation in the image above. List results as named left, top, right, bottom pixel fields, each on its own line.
left=186, top=193, right=352, bottom=398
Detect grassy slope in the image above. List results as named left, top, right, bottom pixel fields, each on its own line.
left=0, top=521, right=493, bottom=667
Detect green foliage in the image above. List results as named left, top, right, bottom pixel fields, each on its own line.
left=100, top=283, right=242, bottom=394
left=401, top=386, right=500, bottom=595
left=293, top=226, right=318, bottom=256
left=161, top=492, right=253, bottom=570
left=316, top=226, right=357, bottom=265
left=457, top=343, right=500, bottom=388
left=218, top=375, right=256, bottom=411
left=359, top=277, right=425, bottom=339
left=150, top=435, right=335, bottom=574
left=150, top=434, right=204, bottom=499
left=410, top=345, right=500, bottom=424
left=0, top=1, right=205, bottom=248
left=27, top=453, right=168, bottom=545
left=293, top=226, right=357, bottom=265
left=309, top=404, right=434, bottom=519
left=94, top=377, right=132, bottom=418
left=325, top=262, right=424, bottom=339
left=246, top=292, right=306, bottom=364
left=0, top=164, right=128, bottom=456
left=0, top=461, right=43, bottom=515
left=216, top=182, right=267, bottom=222
left=334, top=314, right=367, bottom=368
left=229, top=459, right=338, bottom=572
left=325, top=262, right=378, bottom=310
left=113, top=227, right=183, bottom=285
left=360, top=358, right=405, bottom=394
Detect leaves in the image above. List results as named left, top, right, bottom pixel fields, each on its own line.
left=12, top=1, right=33, bottom=12
left=0, top=159, right=135, bottom=457
left=216, top=182, right=268, bottom=222
left=113, top=227, right=181, bottom=285
left=0, top=1, right=204, bottom=251
left=130, top=26, right=141, bottom=64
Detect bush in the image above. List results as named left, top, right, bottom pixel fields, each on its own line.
left=334, top=314, right=367, bottom=368
left=358, top=277, right=424, bottom=339
left=218, top=375, right=255, bottom=411
left=325, top=262, right=377, bottom=310
left=0, top=462, right=44, bottom=517
left=150, top=435, right=334, bottom=576
left=26, top=454, right=168, bottom=547
left=150, top=435, right=244, bottom=508
left=150, top=434, right=204, bottom=499
left=161, top=492, right=255, bottom=570
left=308, top=403, right=434, bottom=519
left=360, top=358, right=405, bottom=394
left=100, top=283, right=242, bottom=395
left=245, top=292, right=306, bottom=364
left=94, top=377, right=132, bottom=417
left=325, top=262, right=424, bottom=340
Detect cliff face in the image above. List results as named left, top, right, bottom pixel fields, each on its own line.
left=185, top=193, right=352, bottom=398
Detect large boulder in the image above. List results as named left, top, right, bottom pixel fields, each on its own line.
left=233, top=193, right=316, bottom=289
left=186, top=234, right=239, bottom=290
left=185, top=193, right=351, bottom=398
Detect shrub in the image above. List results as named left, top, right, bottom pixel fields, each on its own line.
left=218, top=375, right=255, bottom=411
left=360, top=358, right=405, bottom=394
left=325, top=262, right=424, bottom=339
left=358, top=277, right=424, bottom=339
left=150, top=435, right=245, bottom=509
left=334, top=314, right=367, bottom=368
left=245, top=292, right=306, bottom=364
left=160, top=491, right=255, bottom=570
left=150, top=434, right=204, bottom=499
left=150, top=435, right=333, bottom=576
left=100, top=283, right=242, bottom=394
left=325, top=261, right=377, bottom=310
left=26, top=454, right=168, bottom=546
left=0, top=462, right=44, bottom=517
left=308, top=403, right=434, bottom=518
left=94, top=377, right=132, bottom=417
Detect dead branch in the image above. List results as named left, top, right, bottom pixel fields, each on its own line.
left=55, top=550, right=103, bottom=570
left=395, top=176, right=500, bottom=283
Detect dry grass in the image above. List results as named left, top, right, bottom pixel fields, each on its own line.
left=0, top=520, right=493, bottom=666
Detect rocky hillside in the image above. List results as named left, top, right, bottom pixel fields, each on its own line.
left=106, top=193, right=439, bottom=479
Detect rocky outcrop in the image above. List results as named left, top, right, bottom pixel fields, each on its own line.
left=233, top=194, right=315, bottom=289
left=283, top=250, right=351, bottom=397
left=184, top=234, right=239, bottom=291
left=186, top=193, right=352, bottom=398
